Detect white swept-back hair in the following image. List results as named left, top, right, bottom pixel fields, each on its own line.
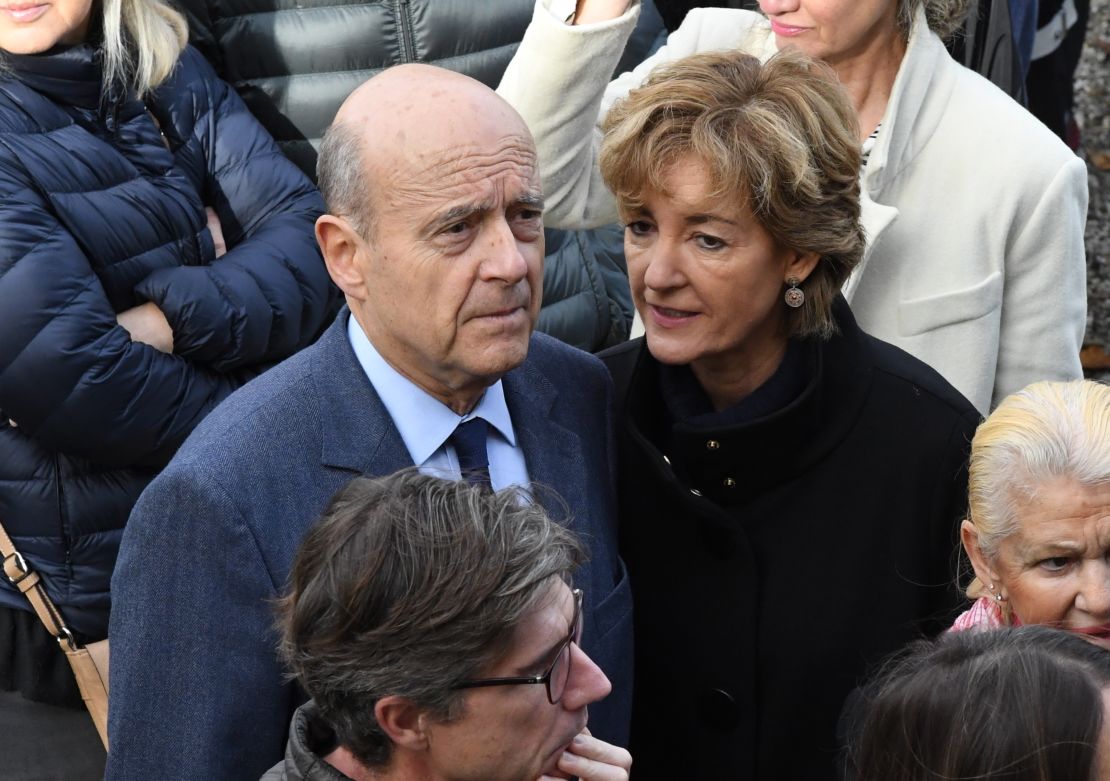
left=965, top=380, right=1110, bottom=596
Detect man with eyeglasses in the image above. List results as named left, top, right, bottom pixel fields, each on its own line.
left=263, top=471, right=631, bottom=781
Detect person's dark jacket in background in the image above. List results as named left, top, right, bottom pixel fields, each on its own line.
left=1009, top=0, right=1039, bottom=77
left=0, top=45, right=333, bottom=647
left=603, top=299, right=980, bottom=780
left=949, top=0, right=1026, bottom=103
left=259, top=702, right=350, bottom=781
left=540, top=224, right=634, bottom=350
left=175, top=0, right=667, bottom=351
left=1028, top=0, right=1089, bottom=147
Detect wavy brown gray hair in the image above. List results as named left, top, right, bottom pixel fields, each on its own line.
left=899, top=0, right=974, bottom=40
left=600, top=48, right=863, bottom=340
left=276, top=471, right=584, bottom=769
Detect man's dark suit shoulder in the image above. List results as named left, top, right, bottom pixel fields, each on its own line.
left=168, top=335, right=327, bottom=468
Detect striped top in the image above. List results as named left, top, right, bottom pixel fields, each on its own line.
left=861, top=122, right=882, bottom=170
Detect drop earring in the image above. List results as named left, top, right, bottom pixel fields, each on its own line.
left=784, top=277, right=804, bottom=308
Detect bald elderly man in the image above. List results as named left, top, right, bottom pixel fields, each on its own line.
left=106, top=65, right=632, bottom=780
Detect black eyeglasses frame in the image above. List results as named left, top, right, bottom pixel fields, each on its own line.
left=452, top=588, right=584, bottom=705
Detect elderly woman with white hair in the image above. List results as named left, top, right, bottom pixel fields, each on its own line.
left=957, top=380, right=1110, bottom=642
left=0, top=0, right=332, bottom=768
left=498, top=0, right=1088, bottom=414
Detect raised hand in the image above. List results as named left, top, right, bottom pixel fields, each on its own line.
left=571, top=0, right=634, bottom=25
left=538, top=728, right=632, bottom=781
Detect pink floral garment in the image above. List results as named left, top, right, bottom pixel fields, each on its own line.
left=949, top=596, right=1010, bottom=632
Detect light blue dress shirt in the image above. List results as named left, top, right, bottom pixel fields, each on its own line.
left=346, top=315, right=531, bottom=492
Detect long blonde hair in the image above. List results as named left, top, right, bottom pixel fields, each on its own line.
left=101, top=0, right=188, bottom=95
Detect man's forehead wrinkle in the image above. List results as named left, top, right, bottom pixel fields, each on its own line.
left=381, top=149, right=540, bottom=210
left=409, top=136, right=536, bottom=179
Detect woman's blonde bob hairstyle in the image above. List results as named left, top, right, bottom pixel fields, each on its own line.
left=100, top=0, right=188, bottom=95
left=600, top=48, right=864, bottom=340
left=963, top=380, right=1110, bottom=600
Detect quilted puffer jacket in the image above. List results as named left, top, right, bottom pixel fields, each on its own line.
left=177, top=0, right=666, bottom=350
left=0, top=44, right=333, bottom=639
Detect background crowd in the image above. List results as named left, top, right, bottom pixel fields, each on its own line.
left=0, top=0, right=1106, bottom=779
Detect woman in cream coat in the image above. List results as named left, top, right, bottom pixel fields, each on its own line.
left=498, top=0, right=1088, bottom=413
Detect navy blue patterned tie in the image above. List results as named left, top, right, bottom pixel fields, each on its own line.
left=450, top=417, right=491, bottom=487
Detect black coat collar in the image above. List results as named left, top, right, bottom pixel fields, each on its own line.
left=606, top=297, right=875, bottom=505
left=6, top=43, right=105, bottom=109
left=4, top=42, right=142, bottom=133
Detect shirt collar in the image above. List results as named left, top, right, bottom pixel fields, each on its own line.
left=346, top=314, right=517, bottom=466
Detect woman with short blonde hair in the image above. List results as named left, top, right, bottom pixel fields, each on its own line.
left=601, top=48, right=863, bottom=339
left=499, top=0, right=1087, bottom=414
left=594, top=48, right=980, bottom=780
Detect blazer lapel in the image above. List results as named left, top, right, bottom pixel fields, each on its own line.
left=503, top=354, right=586, bottom=519
left=311, top=310, right=414, bottom=477
left=843, top=191, right=899, bottom=304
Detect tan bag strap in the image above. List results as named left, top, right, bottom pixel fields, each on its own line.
left=0, top=519, right=79, bottom=652
left=0, top=518, right=111, bottom=748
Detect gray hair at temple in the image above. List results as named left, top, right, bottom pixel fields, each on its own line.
left=316, top=120, right=373, bottom=237
left=275, top=470, right=584, bottom=769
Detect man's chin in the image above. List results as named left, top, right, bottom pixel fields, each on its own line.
left=538, top=753, right=571, bottom=780
left=469, top=339, right=531, bottom=378
left=537, top=727, right=584, bottom=779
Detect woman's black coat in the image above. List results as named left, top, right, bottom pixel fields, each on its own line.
left=602, top=300, right=980, bottom=780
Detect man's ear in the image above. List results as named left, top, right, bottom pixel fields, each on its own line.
left=961, top=519, right=999, bottom=586
left=374, top=695, right=430, bottom=752
left=316, top=214, right=369, bottom=300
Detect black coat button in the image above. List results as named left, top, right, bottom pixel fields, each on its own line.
left=698, top=688, right=741, bottom=730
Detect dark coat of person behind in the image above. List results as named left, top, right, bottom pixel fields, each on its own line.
left=0, top=45, right=332, bottom=643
